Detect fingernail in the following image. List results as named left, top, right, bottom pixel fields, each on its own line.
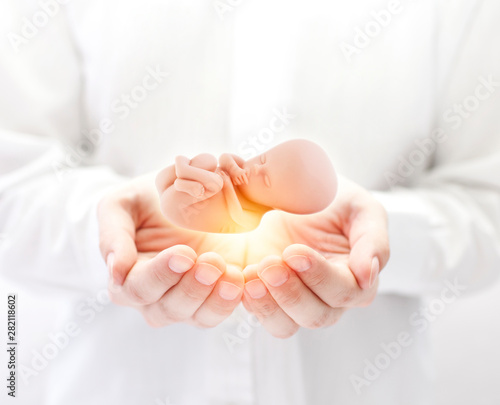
left=107, top=253, right=114, bottom=278
left=218, top=281, right=241, bottom=300
left=285, top=255, right=311, bottom=272
left=245, top=279, right=268, bottom=299
left=260, top=265, right=289, bottom=287
left=107, top=253, right=122, bottom=286
left=195, top=263, right=222, bottom=286
left=169, top=255, right=195, bottom=273
left=369, top=257, right=380, bottom=288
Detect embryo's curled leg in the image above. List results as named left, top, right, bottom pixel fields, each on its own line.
left=190, top=153, right=218, bottom=171
left=174, top=178, right=205, bottom=198
left=175, top=154, right=223, bottom=197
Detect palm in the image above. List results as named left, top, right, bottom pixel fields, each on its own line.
left=246, top=208, right=351, bottom=267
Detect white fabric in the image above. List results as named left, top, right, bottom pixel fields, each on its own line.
left=0, top=0, right=499, bottom=404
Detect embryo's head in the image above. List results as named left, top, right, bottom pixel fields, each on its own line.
left=238, top=139, right=337, bottom=214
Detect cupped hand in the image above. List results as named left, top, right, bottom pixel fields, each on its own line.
left=97, top=173, right=246, bottom=328
left=98, top=173, right=389, bottom=337
left=241, top=176, right=390, bottom=338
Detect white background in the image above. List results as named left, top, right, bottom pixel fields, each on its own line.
left=433, top=276, right=500, bottom=404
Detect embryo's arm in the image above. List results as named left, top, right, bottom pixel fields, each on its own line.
left=219, top=153, right=244, bottom=172
left=220, top=171, right=261, bottom=230
left=219, top=153, right=250, bottom=185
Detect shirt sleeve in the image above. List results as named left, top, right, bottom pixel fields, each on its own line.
left=0, top=1, right=125, bottom=292
left=376, top=0, right=500, bottom=296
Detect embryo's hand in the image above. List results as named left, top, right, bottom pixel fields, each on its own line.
left=229, top=166, right=250, bottom=185
left=97, top=174, right=246, bottom=328
left=241, top=176, right=390, bottom=338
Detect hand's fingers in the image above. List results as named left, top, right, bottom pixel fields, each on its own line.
left=192, top=265, right=244, bottom=328
left=282, top=244, right=377, bottom=308
left=256, top=256, right=343, bottom=329
left=242, top=264, right=299, bottom=339
left=115, top=245, right=197, bottom=306
left=243, top=174, right=249, bottom=185
left=346, top=195, right=390, bottom=289
left=97, top=194, right=138, bottom=286
left=141, top=252, right=225, bottom=327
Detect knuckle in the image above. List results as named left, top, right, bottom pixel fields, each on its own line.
left=125, top=282, right=150, bottom=305
left=332, top=285, right=357, bottom=306
left=274, top=279, right=303, bottom=308
left=304, top=307, right=331, bottom=329
left=180, top=282, right=207, bottom=303
left=255, top=301, right=280, bottom=318
left=302, top=269, right=328, bottom=289
left=151, top=263, right=175, bottom=285
left=279, top=290, right=302, bottom=308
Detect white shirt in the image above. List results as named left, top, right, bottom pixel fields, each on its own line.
left=1, top=0, right=499, bottom=404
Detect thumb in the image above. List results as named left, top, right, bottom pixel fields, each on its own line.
left=346, top=200, right=390, bottom=290
left=97, top=197, right=138, bottom=286
left=348, top=234, right=383, bottom=290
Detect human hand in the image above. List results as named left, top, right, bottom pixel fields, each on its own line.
left=241, top=176, right=390, bottom=338
left=97, top=174, right=246, bottom=328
